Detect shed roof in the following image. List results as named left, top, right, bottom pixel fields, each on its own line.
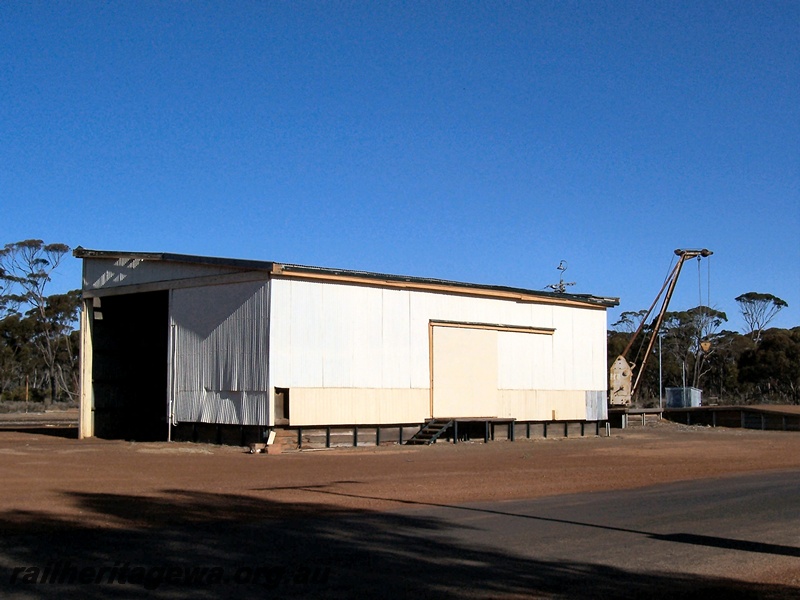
left=73, top=247, right=619, bottom=309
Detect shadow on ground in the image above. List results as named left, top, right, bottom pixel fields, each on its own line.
left=1, top=486, right=796, bottom=599
left=0, top=426, right=78, bottom=439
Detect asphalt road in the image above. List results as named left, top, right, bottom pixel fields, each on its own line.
left=382, top=469, right=800, bottom=597
left=3, top=469, right=799, bottom=599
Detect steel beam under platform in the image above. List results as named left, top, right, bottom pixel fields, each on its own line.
left=450, top=418, right=516, bottom=444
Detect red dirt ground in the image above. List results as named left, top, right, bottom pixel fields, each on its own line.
left=2, top=414, right=800, bottom=589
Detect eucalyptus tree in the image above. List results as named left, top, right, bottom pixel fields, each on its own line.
left=660, top=306, right=728, bottom=390
left=738, top=327, right=800, bottom=404
left=0, top=240, right=77, bottom=406
left=736, top=292, right=789, bottom=343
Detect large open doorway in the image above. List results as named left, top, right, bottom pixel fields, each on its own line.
left=91, top=291, right=169, bottom=441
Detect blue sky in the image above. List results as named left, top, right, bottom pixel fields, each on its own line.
left=2, top=1, right=798, bottom=332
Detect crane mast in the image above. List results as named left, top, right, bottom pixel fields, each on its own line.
left=609, top=248, right=713, bottom=407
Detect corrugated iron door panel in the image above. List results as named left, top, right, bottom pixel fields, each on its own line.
left=171, top=281, right=270, bottom=425
left=585, top=390, right=607, bottom=420
left=174, top=390, right=269, bottom=426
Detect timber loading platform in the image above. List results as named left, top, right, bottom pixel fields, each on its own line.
left=609, top=405, right=800, bottom=431
left=406, top=418, right=516, bottom=445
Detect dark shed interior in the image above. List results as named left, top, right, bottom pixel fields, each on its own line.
left=91, top=291, right=169, bottom=441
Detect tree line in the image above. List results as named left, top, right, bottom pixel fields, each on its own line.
left=0, top=239, right=797, bottom=410
left=0, top=240, right=80, bottom=408
left=608, top=293, right=798, bottom=406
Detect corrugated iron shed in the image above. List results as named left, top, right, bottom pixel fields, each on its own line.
left=73, top=247, right=618, bottom=441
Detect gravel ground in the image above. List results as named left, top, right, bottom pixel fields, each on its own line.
left=1, top=417, right=799, bottom=595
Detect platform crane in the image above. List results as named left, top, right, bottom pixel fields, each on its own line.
left=609, top=248, right=713, bottom=407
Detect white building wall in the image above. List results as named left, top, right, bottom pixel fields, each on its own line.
left=381, top=289, right=413, bottom=388
left=269, top=278, right=608, bottom=426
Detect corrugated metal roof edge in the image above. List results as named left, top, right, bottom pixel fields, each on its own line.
left=274, top=263, right=619, bottom=308
left=73, top=247, right=275, bottom=272
left=73, top=247, right=619, bottom=308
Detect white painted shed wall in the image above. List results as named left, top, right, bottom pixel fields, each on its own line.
left=268, top=278, right=608, bottom=426
left=269, top=281, right=416, bottom=390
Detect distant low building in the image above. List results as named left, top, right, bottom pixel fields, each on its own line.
left=74, top=248, right=618, bottom=443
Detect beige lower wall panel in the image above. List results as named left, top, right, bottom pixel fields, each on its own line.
left=497, top=390, right=587, bottom=421
left=290, top=388, right=430, bottom=426
left=291, top=387, right=589, bottom=425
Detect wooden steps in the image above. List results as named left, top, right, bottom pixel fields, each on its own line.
left=405, top=419, right=454, bottom=445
